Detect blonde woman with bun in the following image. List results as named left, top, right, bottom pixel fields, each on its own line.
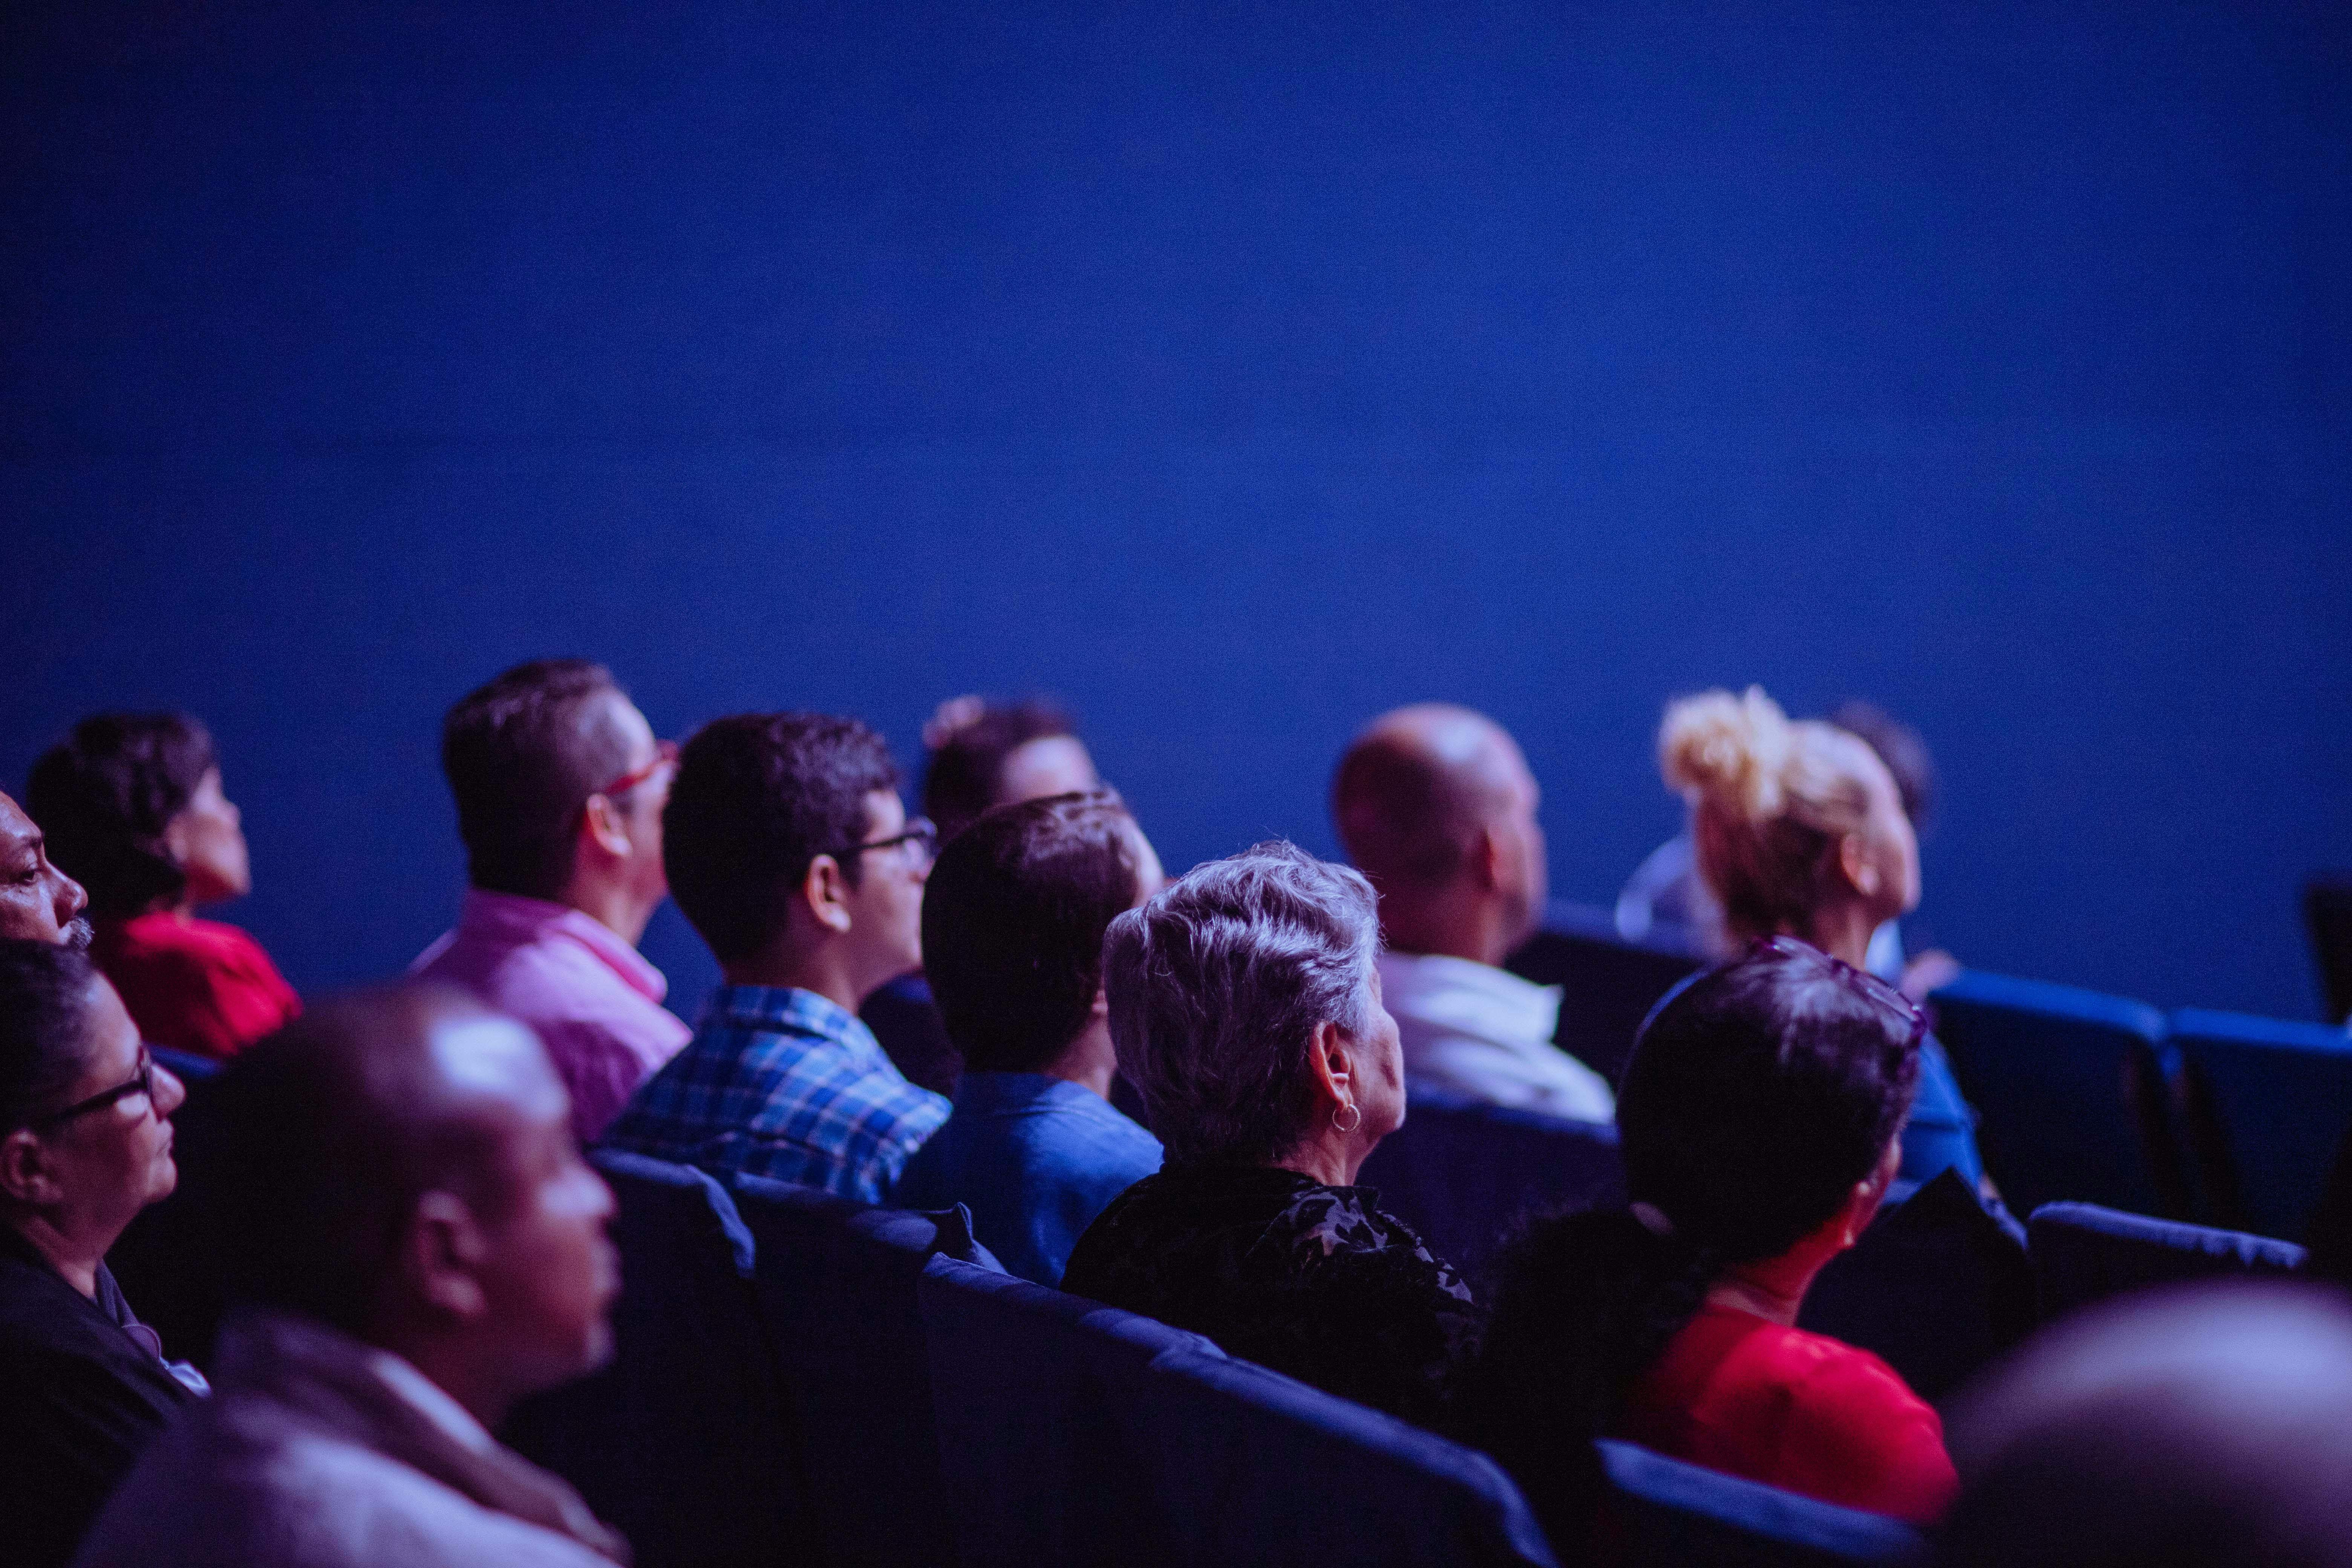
left=1657, top=686, right=1985, bottom=1193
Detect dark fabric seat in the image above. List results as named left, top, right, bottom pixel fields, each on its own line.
left=502, top=1150, right=806, bottom=1568
left=1925, top=969, right=2186, bottom=1218
left=1595, top=1441, right=1925, bottom=1566
left=1799, top=1168, right=2036, bottom=1404
left=2027, top=1200, right=2305, bottom=1320
left=2305, top=874, right=2352, bottom=1027
left=920, top=1254, right=1559, bottom=1567
left=726, top=1173, right=995, bottom=1568
left=1504, top=901, right=1703, bottom=1088
left=1357, top=1086, right=1623, bottom=1279
left=2172, top=1007, right=2352, bottom=1238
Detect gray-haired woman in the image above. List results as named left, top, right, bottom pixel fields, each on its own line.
left=1059, top=842, right=1472, bottom=1426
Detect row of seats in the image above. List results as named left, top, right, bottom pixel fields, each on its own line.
left=521, top=1150, right=1928, bottom=1568
left=1504, top=902, right=2352, bottom=1241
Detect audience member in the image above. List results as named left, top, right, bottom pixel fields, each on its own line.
left=1939, top=1284, right=2352, bottom=1567
left=26, top=714, right=297, bottom=1059
left=1456, top=937, right=1953, bottom=1547
left=897, top=790, right=1166, bottom=1284
left=1332, top=703, right=1614, bottom=1122
left=862, top=696, right=1103, bottom=1095
left=0, top=791, right=92, bottom=949
left=1620, top=699, right=1958, bottom=996
left=1655, top=686, right=1984, bottom=1191
left=74, top=984, right=625, bottom=1567
left=0, top=942, right=199, bottom=1568
left=1060, top=841, right=1473, bottom=1426
left=410, top=660, right=691, bottom=1144
left=603, top=713, right=948, bottom=1202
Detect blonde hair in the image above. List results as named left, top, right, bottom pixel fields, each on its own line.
left=1658, top=686, right=1876, bottom=943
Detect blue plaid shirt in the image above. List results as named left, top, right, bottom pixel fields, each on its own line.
left=601, top=985, right=949, bottom=1204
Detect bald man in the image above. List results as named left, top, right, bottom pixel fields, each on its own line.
left=76, top=985, right=627, bottom=1568
left=0, top=792, right=92, bottom=950
left=1332, top=706, right=1614, bottom=1122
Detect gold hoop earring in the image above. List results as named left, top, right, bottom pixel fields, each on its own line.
left=1332, top=1102, right=1362, bottom=1135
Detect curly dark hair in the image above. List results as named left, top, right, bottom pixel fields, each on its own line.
left=662, top=713, right=901, bottom=965
left=1452, top=938, right=1924, bottom=1555
left=25, top=712, right=219, bottom=917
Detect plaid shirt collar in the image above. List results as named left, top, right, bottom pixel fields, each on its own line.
left=698, top=983, right=887, bottom=1062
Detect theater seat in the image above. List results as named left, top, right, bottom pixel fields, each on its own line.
left=1926, top=969, right=2185, bottom=1219
left=2172, top=1008, right=2352, bottom=1239
left=1505, top=901, right=1703, bottom=1088
left=920, top=1255, right=1560, bottom=1566
left=726, top=1174, right=997, bottom=1568
left=502, top=1150, right=805, bottom=1568
left=1595, top=1441, right=1924, bottom=1566
left=1358, top=1086, right=1623, bottom=1277
left=2027, top=1200, right=2305, bottom=1320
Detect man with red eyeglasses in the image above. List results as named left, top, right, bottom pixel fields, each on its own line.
left=412, top=660, right=690, bottom=1143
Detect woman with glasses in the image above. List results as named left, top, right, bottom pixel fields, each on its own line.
left=26, top=712, right=297, bottom=1061
left=1656, top=686, right=1984, bottom=1193
left=1455, top=939, right=1956, bottom=1548
left=0, top=940, right=203, bottom=1568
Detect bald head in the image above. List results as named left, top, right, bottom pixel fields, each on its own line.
left=1332, top=706, right=1548, bottom=963
left=208, top=984, right=569, bottom=1332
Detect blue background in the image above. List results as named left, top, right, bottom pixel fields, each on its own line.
left=5, top=2, right=2347, bottom=1022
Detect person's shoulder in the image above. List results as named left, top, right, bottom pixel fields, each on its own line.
left=1757, top=1323, right=1938, bottom=1426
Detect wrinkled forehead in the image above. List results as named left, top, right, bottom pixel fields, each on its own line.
left=0, top=794, right=36, bottom=856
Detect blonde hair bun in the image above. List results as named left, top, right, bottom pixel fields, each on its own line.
left=1660, top=685, right=1793, bottom=821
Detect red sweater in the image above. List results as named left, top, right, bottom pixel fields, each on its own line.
left=1616, top=1304, right=1957, bottom=1522
left=91, top=911, right=301, bottom=1061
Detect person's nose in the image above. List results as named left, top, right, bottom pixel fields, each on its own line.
left=153, top=1063, right=187, bottom=1118
left=52, top=865, right=87, bottom=923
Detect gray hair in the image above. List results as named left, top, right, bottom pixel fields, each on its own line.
left=1102, top=840, right=1381, bottom=1167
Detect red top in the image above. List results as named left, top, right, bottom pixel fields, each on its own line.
left=1616, top=1304, right=1957, bottom=1522
left=91, top=911, right=302, bottom=1061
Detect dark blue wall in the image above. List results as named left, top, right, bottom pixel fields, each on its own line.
left=6, top=3, right=2348, bottom=1021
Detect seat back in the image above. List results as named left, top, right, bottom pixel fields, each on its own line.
left=2172, top=1008, right=2352, bottom=1239
left=1595, top=1441, right=1924, bottom=1566
left=1358, top=1089, right=1623, bottom=1277
left=2028, top=1200, right=2306, bottom=1319
left=503, top=1150, right=804, bottom=1568
left=727, top=1173, right=971, bottom=1567
left=919, top=1255, right=1215, bottom=1568
left=1927, top=969, right=2184, bottom=1218
left=1505, top=902, right=1703, bottom=1088
left=2306, top=875, right=2352, bottom=1027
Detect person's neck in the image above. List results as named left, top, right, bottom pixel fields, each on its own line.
left=1703, top=1248, right=1828, bottom=1328
left=1040, top=1020, right=1118, bottom=1101
left=1273, top=1130, right=1360, bottom=1189
left=377, top=1328, right=522, bottom=1433
left=553, top=874, right=656, bottom=949
left=1793, top=903, right=1879, bottom=971
left=1378, top=888, right=1512, bottom=969
left=722, top=942, right=871, bottom=1017
left=6, top=1211, right=111, bottom=1300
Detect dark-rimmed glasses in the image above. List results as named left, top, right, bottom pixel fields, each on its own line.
left=1754, top=933, right=1929, bottom=1047
left=595, top=739, right=679, bottom=801
left=827, top=816, right=939, bottom=867
left=29, top=1049, right=160, bottom=1129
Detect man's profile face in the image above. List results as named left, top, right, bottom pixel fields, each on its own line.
left=841, top=788, right=929, bottom=991
left=0, top=793, right=92, bottom=948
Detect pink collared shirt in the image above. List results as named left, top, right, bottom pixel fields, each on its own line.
left=410, top=890, right=692, bottom=1143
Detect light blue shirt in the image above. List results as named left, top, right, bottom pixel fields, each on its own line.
left=896, top=1071, right=1163, bottom=1285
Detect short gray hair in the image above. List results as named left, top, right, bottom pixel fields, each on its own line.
left=1103, top=840, right=1381, bottom=1167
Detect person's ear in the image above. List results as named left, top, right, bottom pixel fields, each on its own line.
left=1306, top=1018, right=1355, bottom=1111
left=159, top=810, right=193, bottom=870
left=799, top=854, right=854, bottom=936
left=1838, top=831, right=1881, bottom=899
left=1089, top=986, right=1110, bottom=1022
left=578, top=794, right=634, bottom=864
left=1840, top=1139, right=1904, bottom=1247
left=1471, top=824, right=1506, bottom=893
left=0, top=1129, right=60, bottom=1208
left=402, top=1191, right=492, bottom=1323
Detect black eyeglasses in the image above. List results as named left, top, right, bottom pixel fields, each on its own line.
left=827, top=816, right=938, bottom=867
left=1755, top=934, right=1929, bottom=1047
left=30, top=1049, right=159, bottom=1129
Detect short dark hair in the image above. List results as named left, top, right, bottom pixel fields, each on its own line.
left=0, top=940, right=101, bottom=1135
left=922, top=790, right=1142, bottom=1073
left=440, top=659, right=637, bottom=900
left=922, top=698, right=1078, bottom=842
left=663, top=713, right=900, bottom=965
left=1456, top=938, right=1926, bottom=1546
left=25, top=712, right=219, bottom=917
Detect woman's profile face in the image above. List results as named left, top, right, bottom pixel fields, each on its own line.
left=40, top=977, right=186, bottom=1233
left=170, top=767, right=251, bottom=907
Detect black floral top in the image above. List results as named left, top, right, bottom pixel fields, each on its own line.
left=1059, top=1163, right=1475, bottom=1427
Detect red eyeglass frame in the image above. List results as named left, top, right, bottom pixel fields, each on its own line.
left=595, top=739, right=679, bottom=800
